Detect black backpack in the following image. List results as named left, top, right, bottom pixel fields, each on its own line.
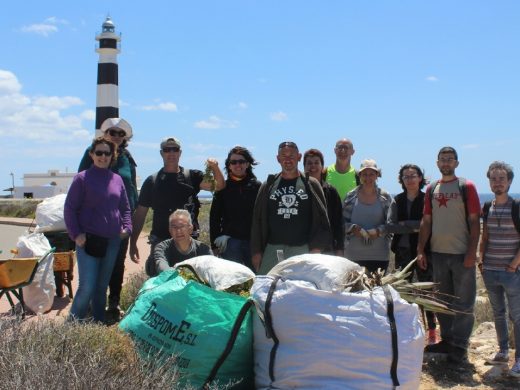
left=482, top=199, right=520, bottom=234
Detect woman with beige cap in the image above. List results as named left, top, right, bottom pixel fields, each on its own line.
left=78, top=117, right=138, bottom=319
left=343, top=159, right=393, bottom=273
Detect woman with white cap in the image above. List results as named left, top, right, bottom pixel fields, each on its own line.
left=78, top=118, right=138, bottom=318
left=343, top=159, right=393, bottom=273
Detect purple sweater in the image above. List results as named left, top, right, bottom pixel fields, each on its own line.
left=64, top=166, right=132, bottom=240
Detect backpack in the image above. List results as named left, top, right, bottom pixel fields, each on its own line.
left=151, top=168, right=201, bottom=237
left=429, top=178, right=469, bottom=230
left=482, top=199, right=520, bottom=234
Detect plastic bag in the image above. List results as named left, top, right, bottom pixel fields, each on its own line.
left=119, top=269, right=254, bottom=389
left=16, top=232, right=55, bottom=314
left=175, top=255, right=255, bottom=291
left=34, top=194, right=67, bottom=232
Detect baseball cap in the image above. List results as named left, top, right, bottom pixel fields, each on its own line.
left=359, top=159, right=381, bottom=175
left=160, top=137, right=181, bottom=149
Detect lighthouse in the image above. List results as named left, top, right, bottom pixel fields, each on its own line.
left=95, top=16, right=121, bottom=137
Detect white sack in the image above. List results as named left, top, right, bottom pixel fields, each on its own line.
left=252, top=275, right=424, bottom=390
left=175, top=255, right=255, bottom=291
left=16, top=232, right=55, bottom=314
left=268, top=253, right=363, bottom=291
left=34, top=194, right=67, bottom=232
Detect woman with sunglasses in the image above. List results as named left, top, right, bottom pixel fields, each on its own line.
left=65, top=137, right=132, bottom=323
left=209, top=146, right=261, bottom=270
left=78, top=118, right=138, bottom=318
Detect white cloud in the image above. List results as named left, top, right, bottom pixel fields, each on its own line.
left=425, top=76, right=439, bottom=82
left=189, top=143, right=222, bottom=153
left=270, top=111, right=288, bottom=121
left=33, top=96, right=84, bottom=110
left=21, top=23, right=58, bottom=37
left=0, top=70, right=22, bottom=94
left=194, top=115, right=239, bottom=129
left=20, top=16, right=69, bottom=37
left=0, top=69, right=92, bottom=142
left=80, top=110, right=95, bottom=121
left=238, top=102, right=248, bottom=109
left=140, top=102, right=178, bottom=112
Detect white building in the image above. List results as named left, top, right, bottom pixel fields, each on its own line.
left=13, top=170, right=75, bottom=199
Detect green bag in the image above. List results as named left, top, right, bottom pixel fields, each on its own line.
left=119, top=269, right=254, bottom=389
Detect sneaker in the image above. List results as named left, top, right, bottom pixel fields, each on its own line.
left=448, top=346, right=468, bottom=364
left=485, top=351, right=509, bottom=365
left=510, top=359, right=520, bottom=377
left=424, top=340, right=451, bottom=354
left=427, top=329, right=438, bottom=345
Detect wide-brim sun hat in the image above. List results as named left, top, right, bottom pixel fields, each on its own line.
left=100, top=118, right=133, bottom=139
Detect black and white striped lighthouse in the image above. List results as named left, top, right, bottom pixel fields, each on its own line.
left=95, top=16, right=121, bottom=137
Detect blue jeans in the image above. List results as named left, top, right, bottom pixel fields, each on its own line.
left=69, top=236, right=121, bottom=322
left=221, top=238, right=253, bottom=271
left=483, top=269, right=520, bottom=358
left=431, top=252, right=476, bottom=349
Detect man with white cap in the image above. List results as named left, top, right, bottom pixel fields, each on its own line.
left=78, top=117, right=138, bottom=318
left=130, top=136, right=225, bottom=276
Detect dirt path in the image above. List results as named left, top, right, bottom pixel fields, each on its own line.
left=0, top=226, right=150, bottom=320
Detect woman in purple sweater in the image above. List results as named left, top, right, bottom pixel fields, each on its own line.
left=64, top=137, right=132, bottom=322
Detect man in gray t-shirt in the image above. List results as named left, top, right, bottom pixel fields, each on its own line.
left=152, top=209, right=212, bottom=275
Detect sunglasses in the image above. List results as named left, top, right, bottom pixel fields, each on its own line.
left=229, top=159, right=247, bottom=165
left=94, top=150, right=112, bottom=157
left=162, top=146, right=180, bottom=153
left=108, top=129, right=126, bottom=137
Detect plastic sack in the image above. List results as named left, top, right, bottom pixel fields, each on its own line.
left=34, top=194, right=67, bottom=232
left=175, top=255, right=255, bottom=290
left=119, top=269, right=254, bottom=389
left=267, top=253, right=363, bottom=291
left=252, top=255, right=424, bottom=390
left=16, top=232, right=55, bottom=314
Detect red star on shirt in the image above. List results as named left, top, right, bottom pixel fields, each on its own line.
left=436, top=195, right=449, bottom=207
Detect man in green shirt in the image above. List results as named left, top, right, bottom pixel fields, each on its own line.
left=325, top=138, right=358, bottom=201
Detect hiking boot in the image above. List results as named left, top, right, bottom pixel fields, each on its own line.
left=448, top=346, right=468, bottom=364
left=424, top=340, right=451, bottom=354
left=485, top=350, right=509, bottom=365
left=427, top=329, right=438, bottom=345
left=510, top=359, right=520, bottom=378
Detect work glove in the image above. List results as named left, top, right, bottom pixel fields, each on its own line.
left=214, top=235, right=231, bottom=253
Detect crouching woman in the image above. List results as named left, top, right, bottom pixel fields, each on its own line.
left=64, top=137, right=132, bottom=323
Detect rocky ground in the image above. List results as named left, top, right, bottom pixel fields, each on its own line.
left=420, top=322, right=520, bottom=389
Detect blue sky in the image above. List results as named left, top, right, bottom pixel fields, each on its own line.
left=1, top=1, right=519, bottom=195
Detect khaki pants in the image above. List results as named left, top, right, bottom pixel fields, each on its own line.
left=258, top=243, right=309, bottom=275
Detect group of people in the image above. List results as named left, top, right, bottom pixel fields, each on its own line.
left=63, top=119, right=520, bottom=378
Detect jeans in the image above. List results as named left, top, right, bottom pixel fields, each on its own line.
left=108, top=236, right=130, bottom=306
left=482, top=269, right=520, bottom=358
left=69, top=236, right=121, bottom=322
left=431, top=252, right=476, bottom=349
left=221, top=238, right=253, bottom=271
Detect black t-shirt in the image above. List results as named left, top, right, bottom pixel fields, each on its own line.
left=267, top=177, right=311, bottom=246
left=138, top=167, right=203, bottom=240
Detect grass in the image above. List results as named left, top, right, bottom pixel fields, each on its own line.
left=0, top=318, right=185, bottom=390
left=0, top=199, right=39, bottom=218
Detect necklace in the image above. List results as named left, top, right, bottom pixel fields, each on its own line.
left=493, top=199, right=509, bottom=228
